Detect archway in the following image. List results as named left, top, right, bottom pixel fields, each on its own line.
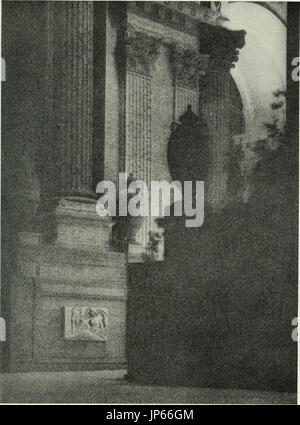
left=224, top=2, right=286, bottom=139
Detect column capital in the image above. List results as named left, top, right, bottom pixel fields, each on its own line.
left=125, top=25, right=162, bottom=76
left=169, top=44, right=210, bottom=90
left=199, top=22, right=246, bottom=72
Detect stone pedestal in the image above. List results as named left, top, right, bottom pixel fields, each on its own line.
left=55, top=200, right=112, bottom=250
left=9, top=231, right=127, bottom=372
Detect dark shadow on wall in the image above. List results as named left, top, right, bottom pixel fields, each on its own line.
left=1, top=1, right=51, bottom=372
left=126, top=3, right=298, bottom=393
left=127, top=192, right=297, bottom=392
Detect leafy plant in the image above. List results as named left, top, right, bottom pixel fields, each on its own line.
left=251, top=90, right=296, bottom=182
left=142, top=230, right=163, bottom=262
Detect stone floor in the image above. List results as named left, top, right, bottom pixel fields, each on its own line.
left=0, top=370, right=297, bottom=404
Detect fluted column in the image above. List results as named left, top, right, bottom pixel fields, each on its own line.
left=121, top=25, right=161, bottom=247
left=169, top=44, right=209, bottom=120
left=57, top=1, right=94, bottom=200
left=50, top=2, right=112, bottom=249
left=199, top=23, right=246, bottom=208
left=203, top=65, right=231, bottom=208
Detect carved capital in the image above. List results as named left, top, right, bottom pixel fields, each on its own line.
left=199, top=23, right=246, bottom=72
left=125, top=25, right=162, bottom=76
left=169, top=44, right=210, bottom=91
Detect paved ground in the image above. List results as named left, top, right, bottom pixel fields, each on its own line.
left=0, top=370, right=297, bottom=404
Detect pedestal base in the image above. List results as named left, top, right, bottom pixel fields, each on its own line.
left=8, top=224, right=127, bottom=372
left=55, top=199, right=112, bottom=249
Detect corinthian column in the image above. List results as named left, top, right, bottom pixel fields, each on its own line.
left=57, top=1, right=94, bottom=200
left=198, top=23, right=246, bottom=209
left=118, top=25, right=161, bottom=251
left=51, top=2, right=111, bottom=249
left=169, top=44, right=209, bottom=120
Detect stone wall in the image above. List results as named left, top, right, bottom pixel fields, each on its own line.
left=1, top=1, right=127, bottom=373
left=1, top=1, right=295, bottom=381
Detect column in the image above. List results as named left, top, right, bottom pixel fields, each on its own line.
left=51, top=2, right=111, bottom=249
left=169, top=44, right=209, bottom=120
left=56, top=1, right=94, bottom=200
left=122, top=25, right=161, bottom=248
left=199, top=23, right=246, bottom=209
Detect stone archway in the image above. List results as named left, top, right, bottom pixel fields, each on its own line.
left=198, top=2, right=287, bottom=207
left=225, top=2, right=286, bottom=139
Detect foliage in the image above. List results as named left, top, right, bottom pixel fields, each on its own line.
left=142, top=230, right=163, bottom=262
left=252, top=90, right=297, bottom=183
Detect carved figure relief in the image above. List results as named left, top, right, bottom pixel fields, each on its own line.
left=64, top=306, right=108, bottom=342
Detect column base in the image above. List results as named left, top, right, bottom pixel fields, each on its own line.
left=54, top=199, right=112, bottom=250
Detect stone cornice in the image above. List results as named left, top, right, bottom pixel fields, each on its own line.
left=199, top=22, right=246, bottom=72
left=169, top=44, right=210, bottom=90
left=125, top=24, right=162, bottom=76
left=128, top=1, right=218, bottom=37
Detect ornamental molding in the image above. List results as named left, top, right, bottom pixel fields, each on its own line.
left=128, top=2, right=220, bottom=36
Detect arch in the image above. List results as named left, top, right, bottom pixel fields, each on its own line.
left=223, top=2, right=287, bottom=141
left=252, top=2, right=287, bottom=26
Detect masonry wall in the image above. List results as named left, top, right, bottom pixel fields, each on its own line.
left=2, top=1, right=127, bottom=373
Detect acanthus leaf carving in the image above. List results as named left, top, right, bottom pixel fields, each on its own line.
left=169, top=44, right=210, bottom=91
left=125, top=25, right=162, bottom=76
left=198, top=22, right=246, bottom=72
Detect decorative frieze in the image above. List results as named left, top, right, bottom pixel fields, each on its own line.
left=128, top=2, right=219, bottom=36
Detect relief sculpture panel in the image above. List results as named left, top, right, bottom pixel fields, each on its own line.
left=64, top=306, right=108, bottom=342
